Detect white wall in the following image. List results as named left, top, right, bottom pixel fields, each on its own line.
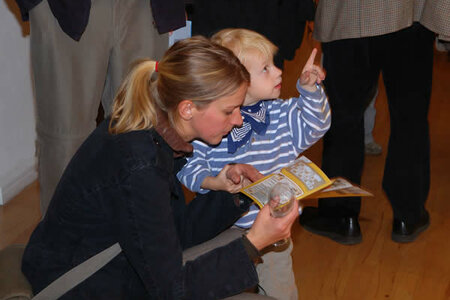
left=0, top=1, right=37, bottom=204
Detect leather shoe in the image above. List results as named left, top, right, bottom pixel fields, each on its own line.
left=299, top=207, right=362, bottom=245
left=392, top=210, right=430, bottom=243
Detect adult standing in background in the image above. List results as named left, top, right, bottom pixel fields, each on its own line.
left=14, top=0, right=186, bottom=216
left=189, top=0, right=315, bottom=69
left=300, top=0, right=450, bottom=244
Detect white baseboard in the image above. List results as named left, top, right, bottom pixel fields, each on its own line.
left=0, top=159, right=38, bottom=205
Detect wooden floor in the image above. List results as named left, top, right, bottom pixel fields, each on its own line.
left=1, top=34, right=449, bottom=299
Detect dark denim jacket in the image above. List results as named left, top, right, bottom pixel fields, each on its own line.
left=22, top=120, right=258, bottom=299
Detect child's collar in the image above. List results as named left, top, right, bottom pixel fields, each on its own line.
left=227, top=100, right=270, bottom=153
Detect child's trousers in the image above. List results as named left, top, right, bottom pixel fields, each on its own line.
left=256, top=239, right=298, bottom=300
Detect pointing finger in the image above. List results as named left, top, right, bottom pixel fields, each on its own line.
left=305, top=48, right=318, bottom=68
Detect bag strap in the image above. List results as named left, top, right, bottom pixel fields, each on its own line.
left=32, top=243, right=122, bottom=300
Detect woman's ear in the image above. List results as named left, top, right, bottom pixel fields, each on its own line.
left=178, top=100, right=194, bottom=121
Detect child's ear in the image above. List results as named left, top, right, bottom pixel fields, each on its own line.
left=178, top=100, right=194, bottom=121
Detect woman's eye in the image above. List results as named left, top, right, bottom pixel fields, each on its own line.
left=263, top=66, right=268, bottom=72
left=225, top=111, right=233, bottom=115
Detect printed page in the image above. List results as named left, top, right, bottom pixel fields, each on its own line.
left=316, top=177, right=373, bottom=198
left=240, top=156, right=331, bottom=208
left=281, top=156, right=331, bottom=194
left=240, top=173, right=306, bottom=208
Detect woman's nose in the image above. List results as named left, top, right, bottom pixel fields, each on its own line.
left=233, top=110, right=243, bottom=127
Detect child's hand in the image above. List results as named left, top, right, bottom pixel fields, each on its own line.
left=299, top=48, right=326, bottom=93
left=225, top=163, right=263, bottom=184
left=200, top=164, right=246, bottom=194
left=201, top=164, right=263, bottom=194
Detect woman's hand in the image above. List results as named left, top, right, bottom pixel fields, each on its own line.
left=245, top=200, right=300, bottom=250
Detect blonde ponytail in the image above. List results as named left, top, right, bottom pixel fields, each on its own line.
left=109, top=59, right=158, bottom=134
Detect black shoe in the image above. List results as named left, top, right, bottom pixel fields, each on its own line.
left=299, top=207, right=362, bottom=245
left=391, top=210, right=430, bottom=243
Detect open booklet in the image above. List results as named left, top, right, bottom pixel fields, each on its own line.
left=239, top=156, right=373, bottom=208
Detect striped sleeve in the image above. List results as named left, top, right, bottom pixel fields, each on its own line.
left=233, top=205, right=260, bottom=228
left=288, top=81, right=331, bottom=155
left=176, top=140, right=214, bottom=194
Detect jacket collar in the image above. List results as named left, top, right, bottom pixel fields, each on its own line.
left=154, top=108, right=193, bottom=157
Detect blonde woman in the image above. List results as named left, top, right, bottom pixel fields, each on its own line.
left=22, top=37, right=299, bottom=299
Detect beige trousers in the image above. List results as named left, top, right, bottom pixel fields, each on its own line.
left=29, top=0, right=168, bottom=216
left=256, top=239, right=298, bottom=300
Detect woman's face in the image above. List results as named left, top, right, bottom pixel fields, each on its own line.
left=190, top=83, right=247, bottom=145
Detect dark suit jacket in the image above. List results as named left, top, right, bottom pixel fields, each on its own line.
left=15, top=0, right=185, bottom=40
left=191, top=0, right=315, bottom=68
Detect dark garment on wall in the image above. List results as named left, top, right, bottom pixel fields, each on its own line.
left=190, top=0, right=315, bottom=68
left=15, top=0, right=185, bottom=40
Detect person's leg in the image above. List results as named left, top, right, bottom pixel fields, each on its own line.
left=223, top=293, right=276, bottom=300
left=30, top=0, right=114, bottom=216
left=182, top=228, right=244, bottom=264
left=364, top=88, right=383, bottom=155
left=364, top=90, right=377, bottom=145
left=182, top=228, right=276, bottom=300
left=101, top=0, right=169, bottom=117
left=300, top=37, right=379, bottom=244
left=379, top=23, right=434, bottom=242
left=320, top=38, right=380, bottom=215
left=255, top=241, right=297, bottom=300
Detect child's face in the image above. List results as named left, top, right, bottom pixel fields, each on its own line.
left=242, top=49, right=282, bottom=106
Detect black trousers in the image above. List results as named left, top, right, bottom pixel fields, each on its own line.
left=319, top=23, right=435, bottom=223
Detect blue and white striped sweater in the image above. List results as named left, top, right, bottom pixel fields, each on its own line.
left=177, top=82, right=331, bottom=228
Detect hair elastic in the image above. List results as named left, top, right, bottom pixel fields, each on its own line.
left=155, top=61, right=158, bottom=72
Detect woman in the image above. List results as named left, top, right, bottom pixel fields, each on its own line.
left=22, top=36, right=299, bottom=299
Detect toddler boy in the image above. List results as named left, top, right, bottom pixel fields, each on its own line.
left=178, top=28, right=330, bottom=299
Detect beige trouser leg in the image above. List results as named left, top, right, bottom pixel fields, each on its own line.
left=30, top=0, right=168, bottom=216
left=256, top=240, right=298, bottom=300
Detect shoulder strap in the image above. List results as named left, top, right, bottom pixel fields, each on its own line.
left=32, top=243, right=122, bottom=300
